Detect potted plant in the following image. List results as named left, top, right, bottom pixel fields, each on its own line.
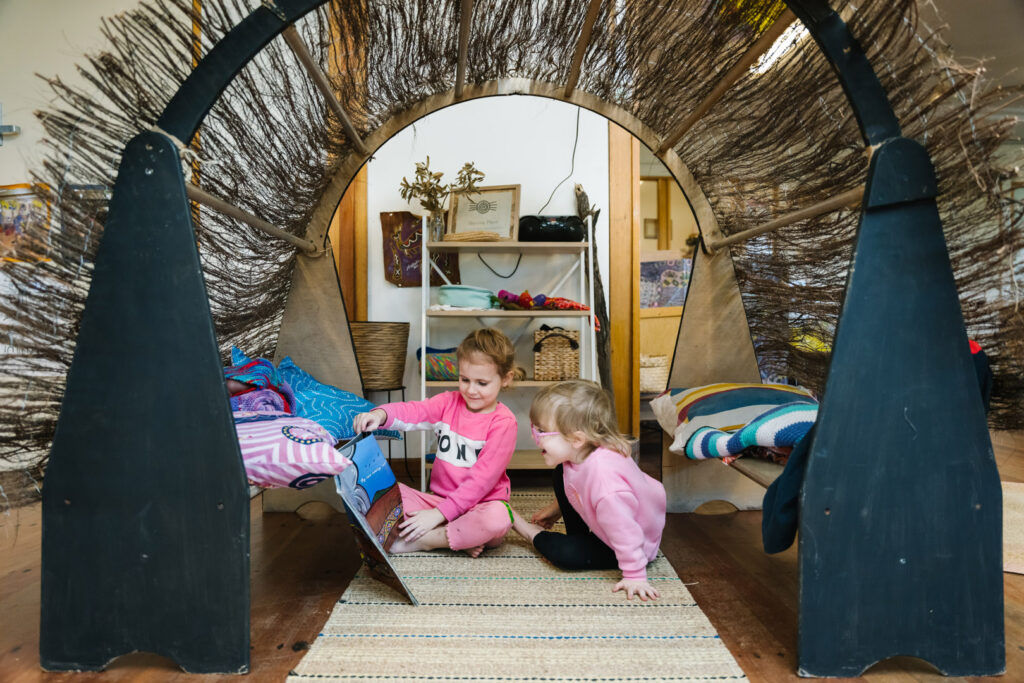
left=399, top=157, right=484, bottom=241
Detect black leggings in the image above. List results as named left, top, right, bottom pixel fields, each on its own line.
left=532, top=464, right=618, bottom=571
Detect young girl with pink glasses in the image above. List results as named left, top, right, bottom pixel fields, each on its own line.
left=510, top=380, right=667, bottom=600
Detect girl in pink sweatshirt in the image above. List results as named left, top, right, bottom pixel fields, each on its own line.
left=510, top=380, right=667, bottom=600
left=353, top=328, right=517, bottom=557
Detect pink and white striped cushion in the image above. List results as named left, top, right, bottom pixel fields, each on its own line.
left=233, top=411, right=352, bottom=489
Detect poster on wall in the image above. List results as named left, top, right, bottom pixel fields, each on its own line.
left=0, top=184, right=50, bottom=263
left=640, top=250, right=691, bottom=308
left=380, top=210, right=460, bottom=287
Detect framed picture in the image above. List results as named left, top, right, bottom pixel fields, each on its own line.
left=448, top=184, right=520, bottom=240
left=643, top=218, right=659, bottom=240
left=0, top=184, right=51, bottom=263
left=640, top=250, right=691, bottom=308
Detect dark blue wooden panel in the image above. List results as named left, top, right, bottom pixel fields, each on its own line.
left=40, top=132, right=250, bottom=673
left=798, top=138, right=1003, bottom=677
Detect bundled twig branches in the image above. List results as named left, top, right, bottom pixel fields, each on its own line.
left=0, top=0, right=1020, bottom=510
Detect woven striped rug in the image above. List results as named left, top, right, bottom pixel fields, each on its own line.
left=288, top=490, right=747, bottom=682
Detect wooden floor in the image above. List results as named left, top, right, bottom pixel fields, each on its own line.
left=1, top=431, right=1021, bottom=682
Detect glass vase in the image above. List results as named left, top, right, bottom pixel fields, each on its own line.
left=427, top=211, right=446, bottom=243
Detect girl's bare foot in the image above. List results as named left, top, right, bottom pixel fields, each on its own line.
left=465, top=536, right=503, bottom=558
left=388, top=526, right=449, bottom=554
left=511, top=508, right=543, bottom=543
left=387, top=535, right=420, bottom=554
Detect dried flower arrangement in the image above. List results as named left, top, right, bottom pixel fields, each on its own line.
left=399, top=157, right=485, bottom=215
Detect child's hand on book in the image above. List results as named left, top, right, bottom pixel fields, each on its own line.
left=352, top=408, right=385, bottom=433
left=612, top=578, right=660, bottom=601
left=530, top=500, right=562, bottom=529
left=400, top=507, right=445, bottom=541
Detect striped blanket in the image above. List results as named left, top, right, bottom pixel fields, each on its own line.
left=650, top=382, right=818, bottom=460
left=686, top=401, right=818, bottom=460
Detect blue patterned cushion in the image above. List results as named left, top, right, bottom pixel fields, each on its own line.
left=277, top=356, right=401, bottom=442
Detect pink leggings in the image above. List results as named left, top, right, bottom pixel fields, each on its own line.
left=397, top=483, right=512, bottom=551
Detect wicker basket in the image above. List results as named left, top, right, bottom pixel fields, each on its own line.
left=349, top=321, right=410, bottom=391
left=533, top=327, right=580, bottom=381
left=639, top=354, right=670, bottom=393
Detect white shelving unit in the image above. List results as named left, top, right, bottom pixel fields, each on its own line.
left=418, top=217, right=598, bottom=488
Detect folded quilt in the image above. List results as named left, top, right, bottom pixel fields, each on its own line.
left=685, top=402, right=818, bottom=460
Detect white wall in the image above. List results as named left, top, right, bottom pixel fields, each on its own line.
left=0, top=0, right=143, bottom=184
left=366, top=96, right=610, bottom=446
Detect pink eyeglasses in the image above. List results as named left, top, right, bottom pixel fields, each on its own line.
left=530, top=424, right=561, bottom=446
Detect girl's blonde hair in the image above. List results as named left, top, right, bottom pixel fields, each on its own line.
left=529, top=380, right=632, bottom=458
left=456, top=328, right=516, bottom=377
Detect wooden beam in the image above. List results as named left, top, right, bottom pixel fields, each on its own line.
left=185, top=183, right=318, bottom=253
left=656, top=8, right=796, bottom=156
left=564, top=0, right=603, bottom=98
left=705, top=185, right=865, bottom=253
left=454, top=0, right=474, bottom=99
left=608, top=123, right=640, bottom=436
left=281, top=25, right=369, bottom=157
left=657, top=177, right=671, bottom=250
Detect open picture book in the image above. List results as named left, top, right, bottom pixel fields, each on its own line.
left=334, top=432, right=419, bottom=605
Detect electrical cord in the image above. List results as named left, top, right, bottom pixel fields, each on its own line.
left=535, top=107, right=581, bottom=215
left=477, top=252, right=523, bottom=278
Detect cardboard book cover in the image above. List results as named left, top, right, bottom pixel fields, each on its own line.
left=334, top=433, right=419, bottom=605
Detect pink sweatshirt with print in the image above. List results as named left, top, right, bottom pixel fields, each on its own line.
left=379, top=391, right=516, bottom=521
left=562, top=447, right=667, bottom=580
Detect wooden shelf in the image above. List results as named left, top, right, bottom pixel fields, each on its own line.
left=730, top=458, right=785, bottom=488
left=426, top=309, right=590, bottom=318
left=427, top=241, right=588, bottom=254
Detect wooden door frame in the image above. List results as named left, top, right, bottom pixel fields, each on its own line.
left=608, top=124, right=640, bottom=436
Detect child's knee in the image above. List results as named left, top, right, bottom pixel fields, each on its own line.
left=480, top=502, right=513, bottom=539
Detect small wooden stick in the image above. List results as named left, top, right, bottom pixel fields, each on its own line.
left=564, top=0, right=603, bottom=98
left=281, top=25, right=369, bottom=157
left=455, top=0, right=474, bottom=99
left=185, top=183, right=319, bottom=253
left=705, top=185, right=865, bottom=253
left=657, top=9, right=797, bottom=156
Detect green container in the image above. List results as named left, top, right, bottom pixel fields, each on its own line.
left=438, top=285, right=496, bottom=309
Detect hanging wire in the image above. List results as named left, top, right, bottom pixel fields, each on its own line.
left=477, top=252, right=523, bottom=278
left=535, top=106, right=581, bottom=215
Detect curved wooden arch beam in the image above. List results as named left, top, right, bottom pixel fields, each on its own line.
left=301, top=78, right=727, bottom=247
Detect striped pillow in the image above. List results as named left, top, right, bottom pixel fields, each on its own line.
left=650, top=382, right=817, bottom=456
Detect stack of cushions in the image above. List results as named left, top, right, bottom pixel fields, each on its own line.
left=650, top=382, right=818, bottom=460
left=229, top=348, right=400, bottom=489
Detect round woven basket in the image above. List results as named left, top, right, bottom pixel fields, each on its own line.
left=349, top=321, right=410, bottom=391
